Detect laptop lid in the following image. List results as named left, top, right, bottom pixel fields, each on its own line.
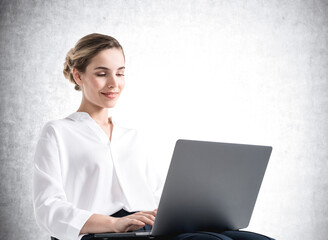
left=94, top=139, right=272, bottom=238
left=151, top=139, right=272, bottom=236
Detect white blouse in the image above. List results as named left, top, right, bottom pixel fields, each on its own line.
left=33, top=112, right=162, bottom=240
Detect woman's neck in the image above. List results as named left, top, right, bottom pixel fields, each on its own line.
left=77, top=100, right=111, bottom=125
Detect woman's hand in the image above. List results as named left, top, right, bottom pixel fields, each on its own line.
left=80, top=210, right=157, bottom=235
left=112, top=210, right=157, bottom=232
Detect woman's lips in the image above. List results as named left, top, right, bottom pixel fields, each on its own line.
left=101, top=92, right=119, bottom=99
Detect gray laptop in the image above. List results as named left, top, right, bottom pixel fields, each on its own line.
left=94, top=139, right=272, bottom=238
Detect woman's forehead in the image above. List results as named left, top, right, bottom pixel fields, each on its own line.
left=88, top=48, right=125, bottom=70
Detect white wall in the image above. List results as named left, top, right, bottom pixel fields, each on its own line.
left=0, top=1, right=327, bottom=239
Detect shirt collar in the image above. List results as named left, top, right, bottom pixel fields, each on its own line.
left=67, top=111, right=114, bottom=122
left=67, top=112, right=91, bottom=121
left=67, top=111, right=116, bottom=144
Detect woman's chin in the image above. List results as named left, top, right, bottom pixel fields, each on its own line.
left=102, top=101, right=118, bottom=109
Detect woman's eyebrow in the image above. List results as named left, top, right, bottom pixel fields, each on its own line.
left=94, top=66, right=125, bottom=70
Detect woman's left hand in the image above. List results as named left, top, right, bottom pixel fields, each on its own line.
left=112, top=209, right=157, bottom=232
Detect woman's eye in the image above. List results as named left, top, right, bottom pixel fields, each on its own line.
left=117, top=73, right=125, bottom=77
left=96, top=73, right=106, bottom=77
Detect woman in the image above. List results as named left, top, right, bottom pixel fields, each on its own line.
left=33, top=33, right=275, bottom=240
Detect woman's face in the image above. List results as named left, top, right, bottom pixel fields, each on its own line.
left=77, top=48, right=125, bottom=109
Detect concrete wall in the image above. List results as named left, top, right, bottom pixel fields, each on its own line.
left=0, top=0, right=327, bottom=239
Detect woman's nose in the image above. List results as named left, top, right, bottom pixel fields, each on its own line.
left=106, top=74, right=118, bottom=88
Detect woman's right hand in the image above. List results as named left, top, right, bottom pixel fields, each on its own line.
left=80, top=210, right=157, bottom=235
left=112, top=210, right=157, bottom=232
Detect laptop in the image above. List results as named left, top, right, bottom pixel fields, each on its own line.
left=94, top=139, right=272, bottom=238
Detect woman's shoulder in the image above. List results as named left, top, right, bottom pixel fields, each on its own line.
left=43, top=116, right=73, bottom=129
left=39, top=114, right=80, bottom=138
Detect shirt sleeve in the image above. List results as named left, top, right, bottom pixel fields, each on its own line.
left=138, top=133, right=165, bottom=206
left=145, top=157, right=165, bottom=206
left=33, top=123, right=93, bottom=240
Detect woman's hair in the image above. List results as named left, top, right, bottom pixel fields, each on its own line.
left=63, top=33, right=124, bottom=91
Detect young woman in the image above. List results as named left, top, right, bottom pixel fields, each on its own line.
left=33, top=33, right=275, bottom=240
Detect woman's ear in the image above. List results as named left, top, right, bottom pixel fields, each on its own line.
left=72, top=68, right=83, bottom=86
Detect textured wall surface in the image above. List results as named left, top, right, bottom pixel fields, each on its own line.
left=0, top=0, right=327, bottom=239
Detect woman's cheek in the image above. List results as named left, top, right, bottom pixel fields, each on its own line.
left=92, top=78, right=105, bottom=89
left=120, top=79, right=125, bottom=89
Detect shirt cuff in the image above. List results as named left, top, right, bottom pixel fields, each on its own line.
left=65, top=210, right=93, bottom=240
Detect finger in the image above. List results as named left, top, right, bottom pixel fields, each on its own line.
left=136, top=210, right=157, bottom=217
left=135, top=212, right=156, bottom=218
left=114, top=217, right=145, bottom=233
left=126, top=224, right=145, bottom=232
left=133, top=212, right=155, bottom=222
left=135, top=215, right=155, bottom=226
left=123, top=219, right=145, bottom=232
left=129, top=219, right=145, bottom=226
left=149, top=210, right=157, bottom=216
left=128, top=213, right=154, bottom=226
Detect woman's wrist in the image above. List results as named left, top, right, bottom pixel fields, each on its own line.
left=80, top=214, right=118, bottom=234
left=107, top=216, right=119, bottom=233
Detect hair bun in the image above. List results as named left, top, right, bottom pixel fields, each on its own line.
left=63, top=48, right=73, bottom=79
left=63, top=48, right=81, bottom=90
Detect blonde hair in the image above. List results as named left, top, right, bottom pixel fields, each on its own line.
left=63, top=33, right=124, bottom=91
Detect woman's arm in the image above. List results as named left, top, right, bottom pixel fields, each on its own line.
left=80, top=210, right=157, bottom=234
left=33, top=123, right=94, bottom=240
